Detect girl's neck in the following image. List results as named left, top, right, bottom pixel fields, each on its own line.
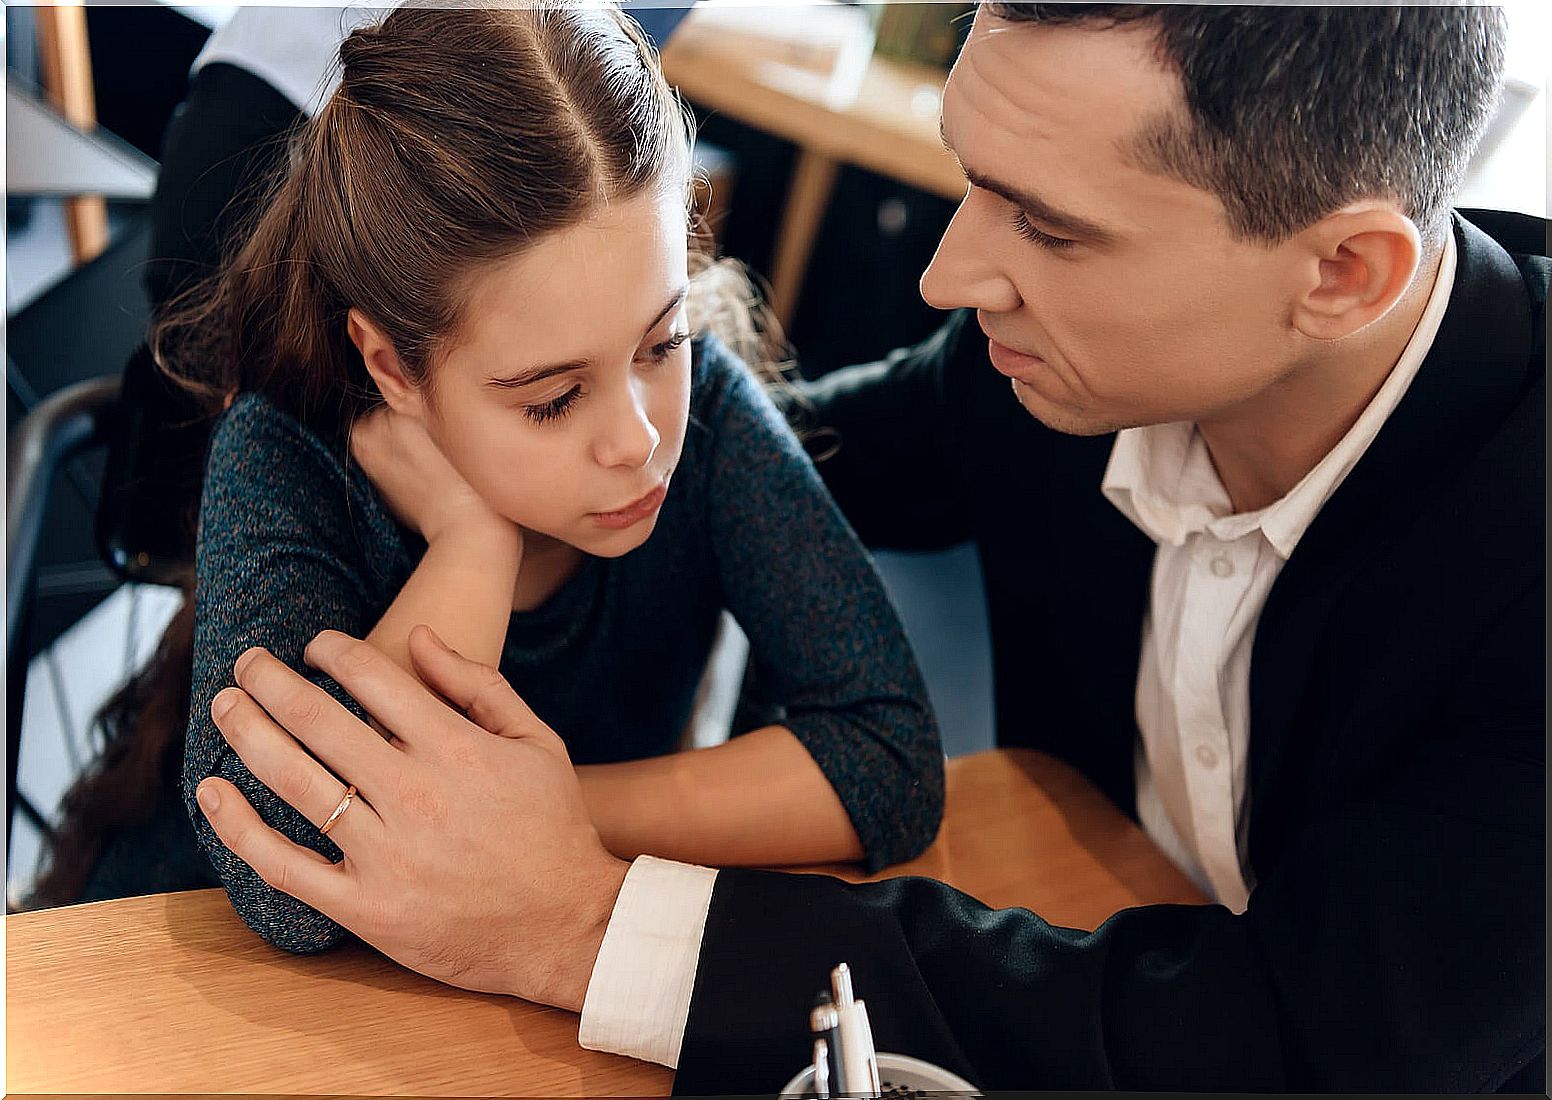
left=512, top=530, right=585, bottom=612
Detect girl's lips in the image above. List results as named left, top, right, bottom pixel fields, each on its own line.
left=591, top=480, right=669, bottom=529
left=986, top=337, right=1049, bottom=384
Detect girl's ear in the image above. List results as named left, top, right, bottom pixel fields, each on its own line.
left=348, top=307, right=425, bottom=417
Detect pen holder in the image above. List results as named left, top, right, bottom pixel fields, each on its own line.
left=780, top=1051, right=979, bottom=1097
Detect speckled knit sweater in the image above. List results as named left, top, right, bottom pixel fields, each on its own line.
left=184, top=334, right=944, bottom=953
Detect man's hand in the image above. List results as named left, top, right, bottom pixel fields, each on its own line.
left=350, top=405, right=515, bottom=547
left=194, top=626, right=629, bottom=1012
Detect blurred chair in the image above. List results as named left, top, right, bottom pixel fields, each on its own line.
left=6, top=217, right=156, bottom=864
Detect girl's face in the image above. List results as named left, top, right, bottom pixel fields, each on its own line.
left=415, top=188, right=693, bottom=558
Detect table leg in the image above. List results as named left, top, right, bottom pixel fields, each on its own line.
left=34, top=3, right=110, bottom=265
left=769, top=148, right=839, bottom=330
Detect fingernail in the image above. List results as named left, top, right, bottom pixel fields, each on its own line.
left=303, top=630, right=338, bottom=664
left=234, top=647, right=262, bottom=679
left=424, top=627, right=452, bottom=652
left=211, top=689, right=239, bottom=720
left=197, top=782, right=221, bottom=814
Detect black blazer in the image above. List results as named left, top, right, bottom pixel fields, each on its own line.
left=673, top=212, right=1546, bottom=1093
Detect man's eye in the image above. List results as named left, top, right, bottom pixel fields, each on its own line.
left=1010, top=210, right=1075, bottom=251
left=524, top=386, right=581, bottom=425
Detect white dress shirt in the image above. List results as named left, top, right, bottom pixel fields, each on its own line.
left=579, top=233, right=1458, bottom=1064
left=1102, top=232, right=1455, bottom=911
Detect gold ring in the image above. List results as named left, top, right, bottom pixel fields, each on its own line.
left=320, top=784, right=357, bottom=836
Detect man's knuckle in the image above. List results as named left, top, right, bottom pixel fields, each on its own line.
left=337, top=641, right=379, bottom=677
left=277, top=762, right=316, bottom=804
left=441, top=732, right=482, bottom=769
left=283, top=692, right=326, bottom=729
left=469, top=668, right=513, bottom=710
left=398, top=782, right=446, bottom=825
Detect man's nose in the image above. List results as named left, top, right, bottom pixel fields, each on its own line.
left=919, top=199, right=1021, bottom=314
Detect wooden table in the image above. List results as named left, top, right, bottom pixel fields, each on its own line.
left=660, top=7, right=965, bottom=326
left=7, top=749, right=1204, bottom=1095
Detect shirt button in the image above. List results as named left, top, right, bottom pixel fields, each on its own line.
left=1195, top=744, right=1220, bottom=769
left=1209, top=555, right=1234, bottom=578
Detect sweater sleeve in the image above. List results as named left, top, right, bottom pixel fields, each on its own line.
left=699, top=341, right=945, bottom=871
left=183, top=395, right=382, bottom=953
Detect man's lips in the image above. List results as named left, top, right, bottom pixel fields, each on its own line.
left=591, top=479, right=669, bottom=530
left=986, top=336, right=1049, bottom=385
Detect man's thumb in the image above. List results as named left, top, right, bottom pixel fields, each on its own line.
left=407, top=625, right=536, bottom=739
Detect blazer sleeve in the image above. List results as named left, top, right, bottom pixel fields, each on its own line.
left=701, top=343, right=945, bottom=870
left=673, top=579, right=1545, bottom=1093
left=785, top=310, right=978, bottom=551
left=183, top=397, right=381, bottom=954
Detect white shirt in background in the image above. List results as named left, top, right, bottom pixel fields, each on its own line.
left=190, top=5, right=382, bottom=115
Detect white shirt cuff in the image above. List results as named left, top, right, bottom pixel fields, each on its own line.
left=577, top=855, right=719, bottom=1069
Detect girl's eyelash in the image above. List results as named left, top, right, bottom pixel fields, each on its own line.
left=524, top=386, right=581, bottom=425
left=521, top=333, right=687, bottom=425
left=647, top=330, right=691, bottom=361
left=1011, top=210, right=1075, bottom=251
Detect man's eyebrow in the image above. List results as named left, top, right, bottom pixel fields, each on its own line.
left=486, top=286, right=689, bottom=389
left=939, top=116, right=1116, bottom=243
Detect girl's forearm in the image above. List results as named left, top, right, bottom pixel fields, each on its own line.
left=367, top=521, right=521, bottom=674
left=576, top=725, right=865, bottom=866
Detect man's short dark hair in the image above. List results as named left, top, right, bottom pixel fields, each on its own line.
left=987, top=3, right=1507, bottom=244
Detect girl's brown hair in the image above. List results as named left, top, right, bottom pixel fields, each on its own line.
left=158, top=3, right=780, bottom=433
left=29, top=3, right=784, bottom=907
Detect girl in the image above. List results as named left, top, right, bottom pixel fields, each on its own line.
left=149, top=4, right=942, bottom=952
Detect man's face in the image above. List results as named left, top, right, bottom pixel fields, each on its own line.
left=923, top=12, right=1309, bottom=435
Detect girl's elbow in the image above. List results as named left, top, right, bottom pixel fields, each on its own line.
left=221, top=862, right=347, bottom=954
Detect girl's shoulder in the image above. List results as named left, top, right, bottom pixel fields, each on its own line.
left=688, top=330, right=783, bottom=429
left=688, top=330, right=740, bottom=401
left=201, top=392, right=409, bottom=585
left=210, top=391, right=352, bottom=482
left=205, top=391, right=370, bottom=516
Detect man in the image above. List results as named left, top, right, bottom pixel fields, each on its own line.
left=192, top=3, right=1545, bottom=1091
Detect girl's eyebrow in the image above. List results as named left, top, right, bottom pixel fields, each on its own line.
left=485, top=286, right=690, bottom=389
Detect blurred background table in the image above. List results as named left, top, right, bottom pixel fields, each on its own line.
left=661, top=5, right=964, bottom=326
left=7, top=747, right=1205, bottom=1096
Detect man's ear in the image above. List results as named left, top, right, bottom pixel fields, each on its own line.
left=347, top=308, right=425, bottom=417
left=1289, top=205, right=1424, bottom=342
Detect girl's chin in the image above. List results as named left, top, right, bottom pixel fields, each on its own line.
left=577, top=517, right=660, bottom=558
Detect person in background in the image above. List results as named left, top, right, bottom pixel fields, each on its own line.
left=195, top=2, right=1544, bottom=1092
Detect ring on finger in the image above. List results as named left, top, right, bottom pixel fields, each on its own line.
left=320, top=783, right=357, bottom=836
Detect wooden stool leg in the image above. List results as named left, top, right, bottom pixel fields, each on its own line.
left=769, top=148, right=839, bottom=329
left=34, top=3, right=110, bottom=265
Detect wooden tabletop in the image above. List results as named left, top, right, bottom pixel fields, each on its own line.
left=660, top=12, right=965, bottom=203
left=7, top=748, right=1204, bottom=1095
left=658, top=5, right=967, bottom=325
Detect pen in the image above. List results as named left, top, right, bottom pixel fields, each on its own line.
left=811, top=1038, right=831, bottom=1099
left=811, top=992, right=844, bottom=1095
left=830, top=964, right=881, bottom=1097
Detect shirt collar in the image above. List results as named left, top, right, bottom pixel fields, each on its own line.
left=1103, top=231, right=1458, bottom=559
